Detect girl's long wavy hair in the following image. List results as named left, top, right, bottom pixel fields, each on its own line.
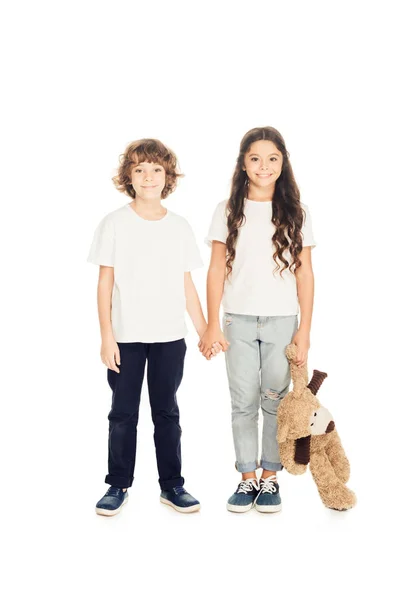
left=226, top=126, right=305, bottom=278
left=112, top=138, right=183, bottom=199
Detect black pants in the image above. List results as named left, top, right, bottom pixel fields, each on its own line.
left=105, top=339, right=186, bottom=491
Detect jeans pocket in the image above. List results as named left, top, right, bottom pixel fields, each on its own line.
left=224, top=313, right=233, bottom=326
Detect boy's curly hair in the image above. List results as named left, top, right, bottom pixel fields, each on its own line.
left=112, top=139, right=183, bottom=199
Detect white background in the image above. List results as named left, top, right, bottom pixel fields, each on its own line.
left=1, top=1, right=399, bottom=598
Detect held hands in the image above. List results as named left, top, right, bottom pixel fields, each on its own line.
left=101, top=335, right=121, bottom=373
left=198, top=326, right=230, bottom=361
left=292, top=328, right=310, bottom=368
left=100, top=326, right=229, bottom=370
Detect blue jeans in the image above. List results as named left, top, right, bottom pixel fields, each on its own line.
left=222, top=313, right=298, bottom=472
left=105, top=339, right=186, bottom=491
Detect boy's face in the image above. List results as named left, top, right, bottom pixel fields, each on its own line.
left=131, top=161, right=166, bottom=200
left=243, top=140, right=283, bottom=190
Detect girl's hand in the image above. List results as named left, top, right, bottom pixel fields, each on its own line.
left=292, top=329, right=310, bottom=368
left=204, top=341, right=224, bottom=361
left=101, top=336, right=121, bottom=373
left=198, top=326, right=229, bottom=358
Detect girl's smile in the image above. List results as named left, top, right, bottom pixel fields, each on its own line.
left=243, top=140, right=283, bottom=192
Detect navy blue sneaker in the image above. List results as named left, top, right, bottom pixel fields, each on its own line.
left=255, top=476, right=281, bottom=513
left=227, top=479, right=260, bottom=513
left=160, top=486, right=200, bottom=513
left=95, top=486, right=129, bottom=516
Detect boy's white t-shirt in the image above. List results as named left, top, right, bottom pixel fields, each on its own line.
left=205, top=199, right=316, bottom=316
left=88, top=203, right=203, bottom=343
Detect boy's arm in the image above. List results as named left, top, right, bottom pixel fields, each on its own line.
left=97, top=266, right=120, bottom=372
left=293, top=247, right=314, bottom=367
left=184, top=272, right=207, bottom=338
left=97, top=266, right=114, bottom=338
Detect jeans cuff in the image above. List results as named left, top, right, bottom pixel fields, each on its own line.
left=235, top=460, right=259, bottom=473
left=159, top=476, right=184, bottom=492
left=260, top=460, right=283, bottom=471
left=105, top=474, right=133, bottom=488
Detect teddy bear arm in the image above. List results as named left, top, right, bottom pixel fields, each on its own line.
left=279, top=440, right=308, bottom=475
left=309, top=450, right=356, bottom=510
left=324, top=430, right=351, bottom=484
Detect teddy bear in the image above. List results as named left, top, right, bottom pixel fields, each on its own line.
left=277, top=344, right=356, bottom=510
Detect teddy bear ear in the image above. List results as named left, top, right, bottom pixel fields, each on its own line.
left=277, top=423, right=289, bottom=444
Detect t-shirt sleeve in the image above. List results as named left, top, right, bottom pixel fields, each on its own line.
left=301, top=204, right=316, bottom=249
left=87, top=215, right=115, bottom=267
left=204, top=201, right=228, bottom=247
left=183, top=221, right=204, bottom=272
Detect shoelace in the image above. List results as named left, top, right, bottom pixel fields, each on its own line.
left=259, top=477, right=277, bottom=494
left=237, top=480, right=258, bottom=494
left=173, top=486, right=187, bottom=496
left=107, top=486, right=123, bottom=497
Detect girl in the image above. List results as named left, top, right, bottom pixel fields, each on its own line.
left=200, top=126, right=316, bottom=513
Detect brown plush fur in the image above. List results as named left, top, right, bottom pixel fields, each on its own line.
left=277, top=344, right=356, bottom=510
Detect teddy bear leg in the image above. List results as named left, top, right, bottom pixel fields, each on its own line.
left=324, top=430, right=351, bottom=484
left=309, top=451, right=357, bottom=510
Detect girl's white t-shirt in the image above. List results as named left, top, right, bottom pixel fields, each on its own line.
left=205, top=199, right=316, bottom=316
left=88, top=203, right=203, bottom=343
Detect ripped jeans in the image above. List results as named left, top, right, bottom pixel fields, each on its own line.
left=223, top=313, right=298, bottom=473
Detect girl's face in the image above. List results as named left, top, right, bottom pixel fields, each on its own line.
left=243, top=140, right=283, bottom=189
left=131, top=161, right=166, bottom=200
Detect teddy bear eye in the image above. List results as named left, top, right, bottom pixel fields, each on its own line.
left=314, top=413, right=317, bottom=416
left=311, top=423, right=314, bottom=426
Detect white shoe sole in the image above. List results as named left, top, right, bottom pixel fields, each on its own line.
left=226, top=501, right=255, bottom=513
left=255, top=503, right=282, bottom=513
left=95, top=496, right=129, bottom=516
left=160, top=497, right=201, bottom=513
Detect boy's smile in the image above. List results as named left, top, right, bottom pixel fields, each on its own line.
left=131, top=161, right=166, bottom=200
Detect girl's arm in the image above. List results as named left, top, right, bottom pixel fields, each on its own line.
left=293, top=246, right=314, bottom=367
left=97, top=266, right=120, bottom=373
left=198, top=241, right=229, bottom=357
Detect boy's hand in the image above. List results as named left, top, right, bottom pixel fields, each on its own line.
left=198, top=326, right=229, bottom=358
left=101, top=336, right=121, bottom=373
left=291, top=329, right=310, bottom=368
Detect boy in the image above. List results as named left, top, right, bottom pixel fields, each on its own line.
left=88, top=139, right=225, bottom=516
